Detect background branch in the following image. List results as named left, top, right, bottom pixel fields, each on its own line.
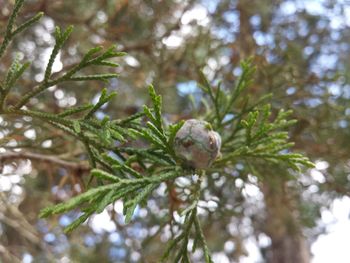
left=0, top=151, right=90, bottom=172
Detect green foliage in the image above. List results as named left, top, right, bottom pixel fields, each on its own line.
left=40, top=168, right=180, bottom=232
left=12, top=42, right=122, bottom=110
left=84, top=88, right=117, bottom=120
left=0, top=54, right=30, bottom=109
left=198, top=59, right=256, bottom=128
left=0, top=1, right=315, bottom=262
left=216, top=105, right=314, bottom=171
left=161, top=175, right=213, bottom=263
left=44, top=25, right=74, bottom=82
left=0, top=0, right=127, bottom=174
left=0, top=0, right=43, bottom=59
left=36, top=60, right=313, bottom=259
left=196, top=59, right=314, bottom=172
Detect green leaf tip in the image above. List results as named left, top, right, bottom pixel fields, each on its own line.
left=38, top=207, right=53, bottom=218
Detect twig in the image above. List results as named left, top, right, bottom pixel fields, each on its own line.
left=0, top=244, right=21, bottom=263
left=0, top=151, right=90, bottom=171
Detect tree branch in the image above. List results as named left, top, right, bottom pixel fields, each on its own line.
left=0, top=151, right=90, bottom=171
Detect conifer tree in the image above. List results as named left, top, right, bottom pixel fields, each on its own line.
left=0, top=1, right=316, bottom=262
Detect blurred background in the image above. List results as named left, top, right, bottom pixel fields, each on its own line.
left=0, top=0, right=349, bottom=262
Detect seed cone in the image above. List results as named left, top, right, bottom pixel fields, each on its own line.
left=174, top=119, right=221, bottom=169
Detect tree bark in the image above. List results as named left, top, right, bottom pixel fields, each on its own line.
left=237, top=1, right=256, bottom=58
left=262, top=179, right=310, bottom=263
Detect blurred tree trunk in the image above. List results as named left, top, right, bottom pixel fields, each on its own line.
left=237, top=1, right=256, bottom=58
left=236, top=1, right=310, bottom=262
left=262, top=178, right=310, bottom=263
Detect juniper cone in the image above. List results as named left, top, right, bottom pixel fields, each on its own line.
left=174, top=119, right=222, bottom=169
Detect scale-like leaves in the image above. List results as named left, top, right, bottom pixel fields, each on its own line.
left=1, top=3, right=315, bottom=261
left=39, top=169, right=180, bottom=232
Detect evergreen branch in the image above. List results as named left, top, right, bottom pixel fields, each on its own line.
left=58, top=104, right=94, bottom=117
left=114, top=111, right=145, bottom=125
left=68, top=73, right=119, bottom=81
left=0, top=0, right=25, bottom=59
left=194, top=213, right=214, bottom=263
left=11, top=12, right=44, bottom=37
left=13, top=80, right=57, bottom=109
left=6, top=61, right=30, bottom=90
left=161, top=207, right=197, bottom=262
left=109, top=128, right=126, bottom=143
left=63, top=211, right=93, bottom=234
left=13, top=44, right=122, bottom=109
left=119, top=148, right=175, bottom=165
left=0, top=6, right=315, bottom=258
left=85, top=90, right=116, bottom=120
left=44, top=26, right=74, bottom=82
left=0, top=5, right=42, bottom=107
left=5, top=108, right=78, bottom=129
left=198, top=70, right=221, bottom=125
left=0, top=56, right=30, bottom=109
left=112, top=163, right=143, bottom=179
left=39, top=169, right=181, bottom=232
left=140, top=86, right=184, bottom=159
left=146, top=121, right=167, bottom=144
left=82, top=139, right=97, bottom=170
left=90, top=169, right=120, bottom=182
left=146, top=84, right=163, bottom=131
left=96, top=61, right=120, bottom=67
left=39, top=182, right=121, bottom=218
left=81, top=46, right=103, bottom=61
left=129, top=128, right=167, bottom=150
left=124, top=184, right=157, bottom=223
left=222, top=59, right=256, bottom=119
left=216, top=104, right=314, bottom=170
left=161, top=173, right=212, bottom=262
